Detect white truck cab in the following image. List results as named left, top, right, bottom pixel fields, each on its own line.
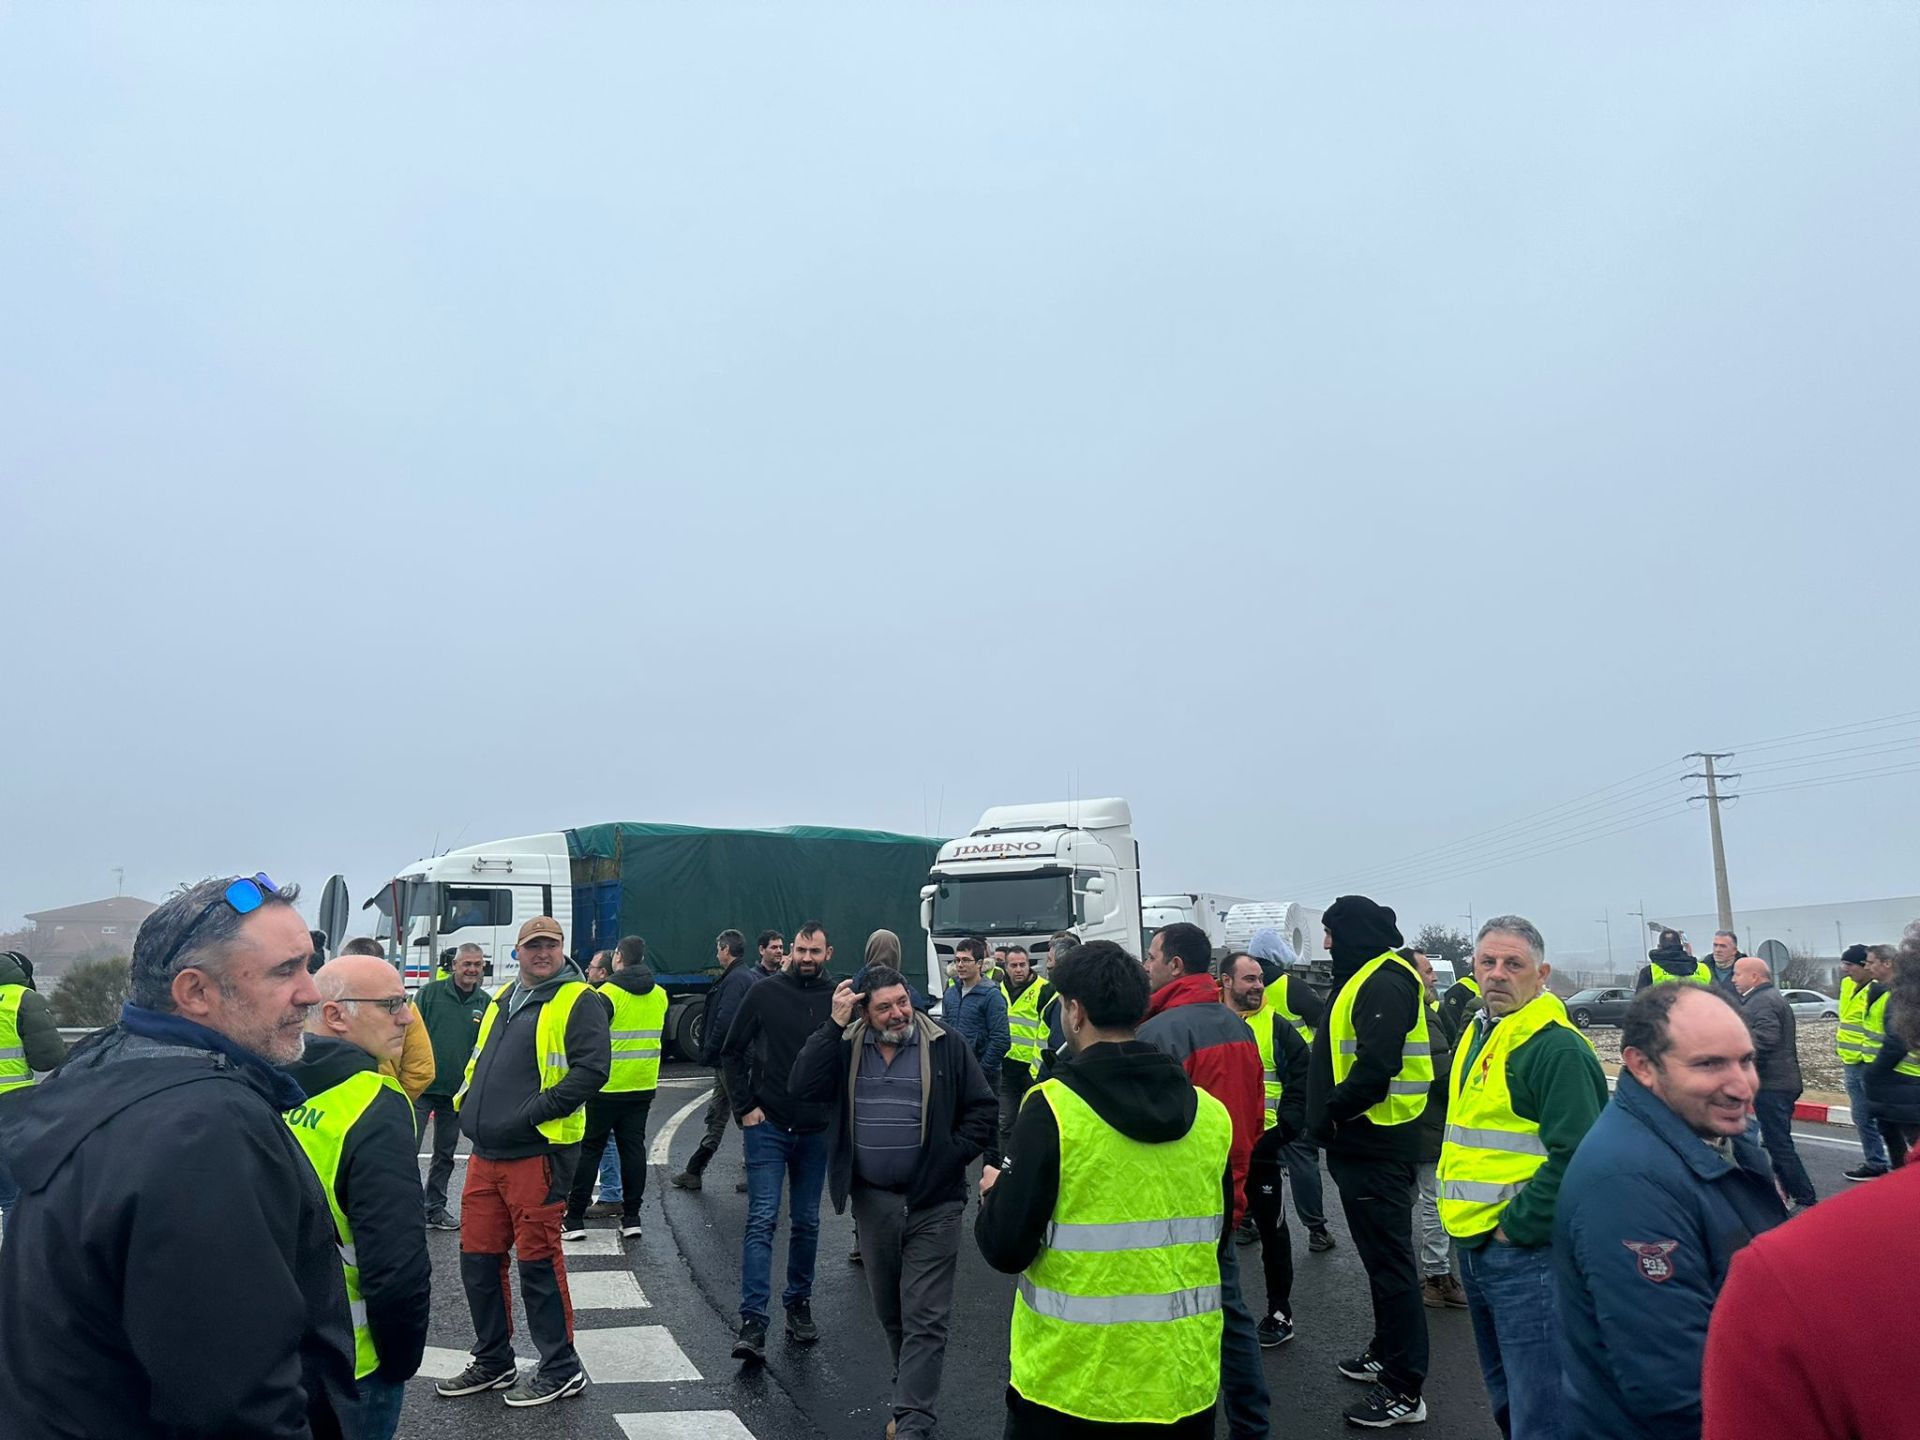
left=1142, top=893, right=1252, bottom=957
left=371, top=832, right=575, bottom=990
left=920, top=798, right=1142, bottom=996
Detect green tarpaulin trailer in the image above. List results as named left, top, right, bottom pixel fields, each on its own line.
left=565, top=821, right=946, bottom=1057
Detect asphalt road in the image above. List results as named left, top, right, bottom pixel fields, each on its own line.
left=400, top=1063, right=1874, bottom=1440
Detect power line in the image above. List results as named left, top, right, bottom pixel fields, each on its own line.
left=1725, top=708, right=1920, bottom=756
left=1734, top=736, right=1920, bottom=775
left=1734, top=759, right=1920, bottom=798
left=1370, top=806, right=1696, bottom=895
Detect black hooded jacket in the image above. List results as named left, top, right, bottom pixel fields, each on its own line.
left=0, top=1017, right=356, bottom=1439
left=281, top=1036, right=432, bottom=1382
left=975, top=1040, right=1236, bottom=1273
left=1634, top=940, right=1714, bottom=992
left=459, top=962, right=612, bottom=1161
left=1306, top=895, right=1424, bottom=1164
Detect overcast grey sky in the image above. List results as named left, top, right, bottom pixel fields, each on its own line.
left=5, top=3, right=1916, bottom=961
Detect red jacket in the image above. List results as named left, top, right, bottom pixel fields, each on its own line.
left=1703, top=1162, right=1920, bottom=1440
left=1137, top=973, right=1265, bottom=1223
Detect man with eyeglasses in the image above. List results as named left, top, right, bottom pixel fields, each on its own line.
left=284, top=953, right=432, bottom=1440
left=416, top=943, right=493, bottom=1228
left=441, top=917, right=611, bottom=1409
left=0, top=874, right=359, bottom=1439
left=340, top=936, right=437, bottom=1103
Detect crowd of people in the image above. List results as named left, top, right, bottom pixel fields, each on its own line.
left=0, top=875, right=1918, bottom=1439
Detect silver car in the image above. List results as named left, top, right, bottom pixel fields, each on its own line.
left=1781, top=988, right=1840, bottom=1020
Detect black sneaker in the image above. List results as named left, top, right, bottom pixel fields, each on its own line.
left=559, top=1218, right=588, bottom=1242
left=424, top=1210, right=461, bottom=1232
left=435, top=1361, right=517, bottom=1398
left=1337, top=1350, right=1384, bottom=1383
left=849, top=1240, right=864, bottom=1264
left=1257, top=1313, right=1295, bottom=1348
left=620, top=1218, right=643, bottom=1239
left=1344, top=1382, right=1426, bottom=1427
left=1309, top=1227, right=1336, bottom=1253
left=585, top=1200, right=622, bottom=1218
left=732, top=1318, right=767, bottom=1362
left=502, top=1369, right=588, bottom=1407
left=670, top=1170, right=704, bottom=1191
left=735, top=1177, right=749, bottom=1193
left=1844, top=1165, right=1890, bottom=1182
left=785, top=1299, right=819, bottom=1344
left=1234, top=1216, right=1258, bottom=1246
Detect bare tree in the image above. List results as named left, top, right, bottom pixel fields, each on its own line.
left=1780, top=945, right=1822, bottom=992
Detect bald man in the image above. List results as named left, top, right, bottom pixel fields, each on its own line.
left=284, top=956, right=432, bottom=1440
left=1733, top=957, right=1817, bottom=1208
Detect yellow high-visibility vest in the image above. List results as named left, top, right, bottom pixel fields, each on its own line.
left=285, top=1069, right=411, bottom=1379
left=1268, top=974, right=1317, bottom=1045
left=455, top=981, right=592, bottom=1143
left=1007, top=978, right=1051, bottom=1071
left=1837, top=976, right=1872, bottom=1065
left=0, top=987, right=29, bottom=1094
left=1328, top=952, right=1433, bottom=1126
left=1252, top=1007, right=1285, bottom=1132
left=1861, top=990, right=1920, bottom=1079
left=602, top=981, right=668, bottom=1093
left=1651, top=961, right=1714, bottom=986
left=1436, top=991, right=1586, bottom=1238
left=1009, top=1080, right=1232, bottom=1425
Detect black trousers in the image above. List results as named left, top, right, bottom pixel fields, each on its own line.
left=997, top=1063, right=1034, bottom=1160
left=1327, top=1150, right=1428, bottom=1398
left=415, top=1094, right=462, bottom=1216
left=1879, top=1117, right=1920, bottom=1169
left=564, top=1089, right=655, bottom=1221
left=1248, top=1132, right=1295, bottom=1320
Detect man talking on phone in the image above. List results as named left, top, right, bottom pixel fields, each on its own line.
left=791, top=964, right=997, bottom=1439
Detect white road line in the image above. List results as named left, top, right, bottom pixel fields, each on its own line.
left=617, top=1412, right=757, bottom=1439
left=562, top=1229, right=628, bottom=1257
left=649, top=1088, right=714, bottom=1168
left=573, top=1325, right=702, bottom=1383
left=415, top=1345, right=519, bottom=1380
left=1791, top=1131, right=1861, bottom=1149
left=566, top=1270, right=650, bottom=1310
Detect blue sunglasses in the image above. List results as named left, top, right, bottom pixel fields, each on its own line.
left=155, top=873, right=284, bottom=974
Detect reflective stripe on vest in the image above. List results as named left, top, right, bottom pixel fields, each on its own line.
left=1006, top=978, right=1051, bottom=1068
left=1436, top=991, right=1586, bottom=1238
left=1327, top=952, right=1433, bottom=1125
left=1009, top=1080, right=1232, bottom=1425
left=284, top=1069, right=410, bottom=1379
left=602, top=982, right=669, bottom=1093
left=1837, top=976, right=1872, bottom=1065
left=0, top=987, right=29, bottom=1093
left=454, top=981, right=592, bottom=1143
left=1252, top=1006, right=1283, bottom=1131
left=1651, top=962, right=1714, bottom=986
left=1862, top=991, right=1920, bottom=1079
left=1268, top=975, right=1316, bottom=1045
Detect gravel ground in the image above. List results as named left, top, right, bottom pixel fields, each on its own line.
left=1584, top=1017, right=1846, bottom=1096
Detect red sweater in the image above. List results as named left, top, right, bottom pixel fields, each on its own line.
left=1703, top=1162, right=1920, bottom=1439
left=1138, top=973, right=1266, bottom=1224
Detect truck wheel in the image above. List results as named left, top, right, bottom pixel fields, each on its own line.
left=676, top=1001, right=706, bottom=1062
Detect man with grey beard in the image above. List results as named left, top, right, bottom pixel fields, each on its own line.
left=0, top=874, right=359, bottom=1439
left=790, top=964, right=998, bottom=1440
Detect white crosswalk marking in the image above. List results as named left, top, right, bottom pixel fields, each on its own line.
left=414, top=1345, right=517, bottom=1380
left=573, top=1325, right=702, bottom=1383
left=616, top=1412, right=756, bottom=1439
left=567, top=1269, right=651, bottom=1310
left=563, top=1228, right=629, bottom=1257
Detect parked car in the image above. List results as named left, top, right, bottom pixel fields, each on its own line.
left=1781, top=988, right=1840, bottom=1020
left=1564, top=987, right=1633, bottom=1029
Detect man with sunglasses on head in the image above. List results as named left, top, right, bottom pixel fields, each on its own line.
left=284, top=954, right=432, bottom=1440
left=442, top=916, right=610, bottom=1408
left=0, top=874, right=359, bottom=1440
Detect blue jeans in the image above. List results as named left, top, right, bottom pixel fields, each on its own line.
left=354, top=1375, right=407, bottom=1440
left=1460, top=1240, right=1563, bottom=1440
left=1218, top=1236, right=1271, bottom=1437
left=1843, top=1064, right=1891, bottom=1171
left=739, top=1121, right=829, bottom=1324
left=596, top=1142, right=623, bottom=1204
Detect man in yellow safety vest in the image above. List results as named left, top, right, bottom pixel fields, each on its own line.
left=0, top=950, right=66, bottom=1228
left=442, top=916, right=610, bottom=1409
left=284, top=954, right=432, bottom=1440
left=977, top=939, right=1235, bottom=1438
left=999, top=946, right=1049, bottom=1155
left=1635, top=929, right=1715, bottom=991
left=1836, top=945, right=1892, bottom=1179
left=562, top=934, right=668, bottom=1242
left=1861, top=942, right=1920, bottom=1168
left=1437, top=917, right=1606, bottom=1439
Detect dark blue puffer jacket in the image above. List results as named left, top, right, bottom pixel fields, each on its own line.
left=1553, top=1068, right=1787, bottom=1440
left=941, top=979, right=1010, bottom=1075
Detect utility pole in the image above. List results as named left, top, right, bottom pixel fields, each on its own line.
left=1597, top=909, right=1614, bottom=970
left=112, top=866, right=124, bottom=896
left=1685, top=752, right=1738, bottom=934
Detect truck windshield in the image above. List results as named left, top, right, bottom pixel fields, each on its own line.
left=929, top=874, right=1073, bottom=936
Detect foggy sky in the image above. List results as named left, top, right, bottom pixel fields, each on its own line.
left=5, top=3, right=1917, bottom=962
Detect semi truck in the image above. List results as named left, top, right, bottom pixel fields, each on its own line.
left=1142, top=893, right=1253, bottom=957
left=371, top=821, right=944, bottom=1060
left=920, top=798, right=1142, bottom=985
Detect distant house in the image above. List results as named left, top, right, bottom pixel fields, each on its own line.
left=19, top=896, right=159, bottom=982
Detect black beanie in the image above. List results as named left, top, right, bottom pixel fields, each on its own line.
left=1842, top=944, right=1869, bottom=967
